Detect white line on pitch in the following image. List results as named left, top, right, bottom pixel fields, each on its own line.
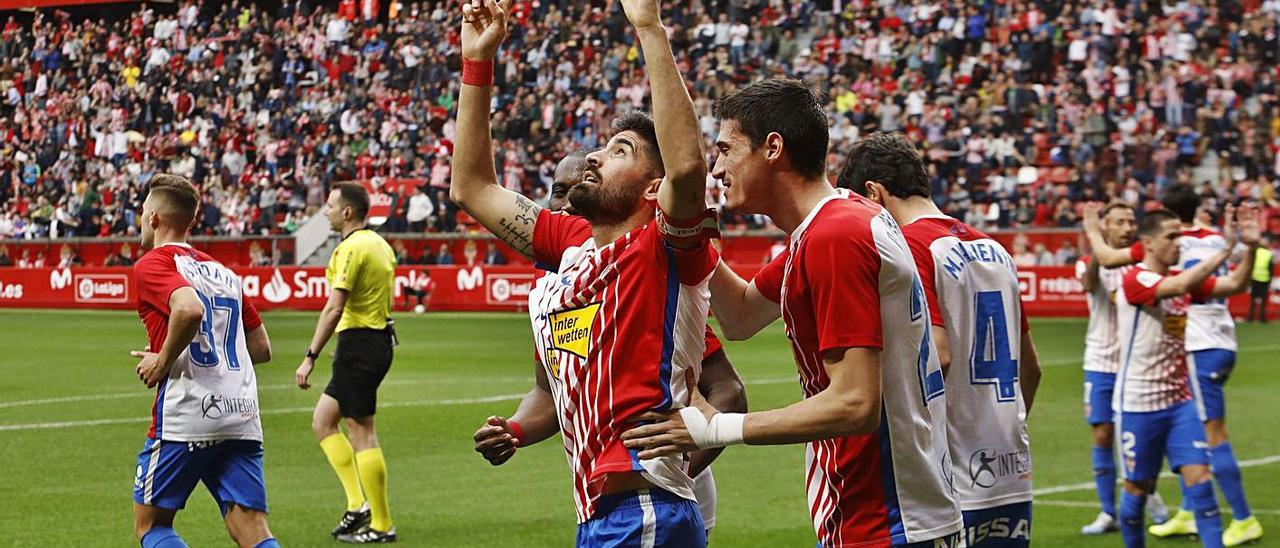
left=0, top=378, right=798, bottom=431
left=1034, top=499, right=1280, bottom=516
left=1034, top=454, right=1280, bottom=496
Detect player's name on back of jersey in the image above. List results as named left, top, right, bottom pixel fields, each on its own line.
left=939, top=240, right=1017, bottom=281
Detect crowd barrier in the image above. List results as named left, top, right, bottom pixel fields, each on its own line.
left=1, top=264, right=1275, bottom=321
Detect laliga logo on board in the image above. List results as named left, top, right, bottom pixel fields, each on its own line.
left=486, top=273, right=534, bottom=304
left=73, top=274, right=129, bottom=303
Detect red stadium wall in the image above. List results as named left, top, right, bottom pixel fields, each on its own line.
left=2, top=265, right=1277, bottom=321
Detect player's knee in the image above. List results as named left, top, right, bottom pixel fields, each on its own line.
left=1204, top=420, right=1228, bottom=446
left=1092, top=423, right=1114, bottom=447
left=1179, top=464, right=1213, bottom=486
left=1123, top=480, right=1153, bottom=496
left=224, top=506, right=271, bottom=548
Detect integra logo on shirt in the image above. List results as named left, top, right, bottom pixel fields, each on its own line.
left=968, top=448, right=1030, bottom=488
left=547, top=303, right=602, bottom=374
left=200, top=393, right=259, bottom=419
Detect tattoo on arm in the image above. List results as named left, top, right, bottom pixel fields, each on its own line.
left=496, top=194, right=541, bottom=258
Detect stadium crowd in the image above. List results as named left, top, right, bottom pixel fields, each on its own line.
left=1, top=0, right=1279, bottom=246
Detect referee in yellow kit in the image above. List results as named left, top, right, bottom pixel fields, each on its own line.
left=295, top=182, right=398, bottom=544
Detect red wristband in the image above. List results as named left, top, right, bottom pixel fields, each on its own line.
left=462, top=58, right=494, bottom=87
left=506, top=419, right=525, bottom=447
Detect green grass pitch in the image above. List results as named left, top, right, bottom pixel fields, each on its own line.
left=1, top=310, right=1277, bottom=547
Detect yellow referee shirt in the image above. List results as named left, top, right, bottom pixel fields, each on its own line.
left=327, top=228, right=397, bottom=332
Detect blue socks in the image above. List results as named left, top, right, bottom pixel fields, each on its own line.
left=1120, top=491, right=1147, bottom=547
left=141, top=527, right=188, bottom=548
left=254, top=539, right=281, bottom=548
left=1183, top=480, right=1224, bottom=548
left=1209, top=442, right=1252, bottom=520
left=1094, top=445, right=1118, bottom=517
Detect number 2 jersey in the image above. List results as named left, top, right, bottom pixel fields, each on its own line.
left=1128, top=228, right=1235, bottom=352
left=903, top=215, right=1032, bottom=511
left=752, top=195, right=961, bottom=546
left=135, top=243, right=264, bottom=443
left=527, top=210, right=718, bottom=524
left=1115, top=264, right=1217, bottom=413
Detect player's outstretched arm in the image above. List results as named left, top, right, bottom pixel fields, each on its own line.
left=1208, top=205, right=1261, bottom=298
left=245, top=325, right=272, bottom=364
left=132, top=287, right=205, bottom=388
left=622, top=347, right=882, bottom=458
left=1155, top=251, right=1230, bottom=299
left=620, top=0, right=707, bottom=223
left=709, top=261, right=780, bottom=340
left=1020, top=332, right=1042, bottom=416
left=687, top=348, right=747, bottom=478
left=450, top=0, right=541, bottom=259
left=474, top=361, right=558, bottom=465
left=1083, top=203, right=1136, bottom=267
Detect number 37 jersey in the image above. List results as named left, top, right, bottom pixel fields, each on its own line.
left=904, top=216, right=1032, bottom=511
left=135, top=243, right=264, bottom=443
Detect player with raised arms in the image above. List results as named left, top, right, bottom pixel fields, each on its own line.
left=840, top=132, right=1042, bottom=547
left=451, top=0, right=723, bottom=544
left=622, top=80, right=962, bottom=547
left=1111, top=206, right=1260, bottom=548
left=1085, top=187, right=1264, bottom=546
left=472, top=150, right=748, bottom=537
left=129, top=174, right=278, bottom=548
left=1076, top=202, right=1169, bottom=535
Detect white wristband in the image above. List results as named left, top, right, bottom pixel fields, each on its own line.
left=680, top=407, right=745, bottom=449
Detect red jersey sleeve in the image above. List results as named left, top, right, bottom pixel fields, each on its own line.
left=1128, top=242, right=1145, bottom=262
left=702, top=325, right=723, bottom=359
left=752, top=248, right=788, bottom=303
left=1123, top=268, right=1164, bottom=306
left=242, top=297, right=263, bottom=331
left=805, top=227, right=883, bottom=352
left=905, top=233, right=945, bottom=328
left=1189, top=276, right=1217, bottom=302
left=134, top=251, right=191, bottom=315
left=532, top=209, right=592, bottom=269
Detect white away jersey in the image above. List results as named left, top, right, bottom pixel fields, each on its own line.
left=1076, top=256, right=1131, bottom=374
left=753, top=195, right=961, bottom=546
left=1176, top=227, right=1236, bottom=352
left=904, top=215, right=1033, bottom=511
left=1115, top=264, right=1216, bottom=412
left=528, top=210, right=718, bottom=523
left=135, top=243, right=264, bottom=442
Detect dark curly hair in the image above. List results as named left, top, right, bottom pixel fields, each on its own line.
left=837, top=132, right=930, bottom=199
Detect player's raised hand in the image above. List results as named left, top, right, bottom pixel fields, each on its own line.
left=619, top=0, right=662, bottom=29
left=131, top=349, right=166, bottom=388
left=1081, top=202, right=1103, bottom=236
left=1236, top=204, right=1261, bottom=247
left=295, top=358, right=314, bottom=389
left=1222, top=203, right=1239, bottom=250
left=473, top=415, right=519, bottom=465
left=460, top=0, right=511, bottom=61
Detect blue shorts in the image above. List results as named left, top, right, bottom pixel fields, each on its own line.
left=1188, top=349, right=1236, bottom=422
left=132, top=438, right=268, bottom=515
left=1118, top=401, right=1210, bottom=482
left=577, top=488, right=705, bottom=548
left=1083, top=371, right=1117, bottom=425
left=959, top=501, right=1032, bottom=547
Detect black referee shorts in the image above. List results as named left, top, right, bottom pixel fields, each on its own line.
left=324, top=328, right=394, bottom=418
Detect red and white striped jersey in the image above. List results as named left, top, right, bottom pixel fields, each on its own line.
left=753, top=195, right=962, bottom=547
left=1076, top=256, right=1131, bottom=374
left=1115, top=264, right=1216, bottom=413
left=528, top=210, right=718, bottom=523
left=902, top=215, right=1032, bottom=512
left=135, top=243, right=264, bottom=442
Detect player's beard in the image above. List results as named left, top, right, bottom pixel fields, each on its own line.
left=567, top=180, right=644, bottom=227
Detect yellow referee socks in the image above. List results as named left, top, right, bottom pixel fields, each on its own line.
left=356, top=447, right=393, bottom=532
left=320, top=433, right=367, bottom=512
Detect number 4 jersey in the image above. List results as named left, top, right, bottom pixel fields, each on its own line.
left=135, top=243, right=263, bottom=443
left=903, top=215, right=1032, bottom=511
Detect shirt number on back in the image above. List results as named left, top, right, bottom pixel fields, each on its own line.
left=971, top=290, right=1018, bottom=402
left=188, top=290, right=242, bottom=371
left=912, top=277, right=945, bottom=403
